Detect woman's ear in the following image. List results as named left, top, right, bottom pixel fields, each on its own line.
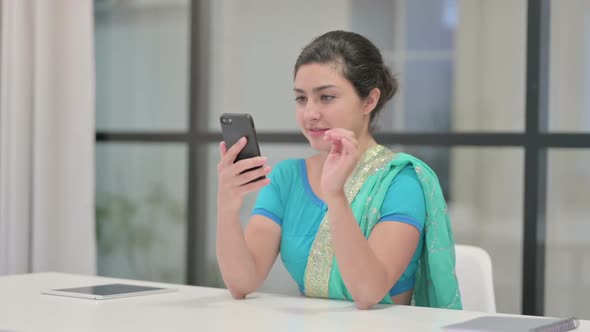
left=363, top=88, right=381, bottom=115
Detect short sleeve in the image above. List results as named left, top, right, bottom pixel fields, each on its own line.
left=251, top=159, right=298, bottom=226
left=378, top=165, right=426, bottom=234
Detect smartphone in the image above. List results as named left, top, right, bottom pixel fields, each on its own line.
left=219, top=113, right=265, bottom=182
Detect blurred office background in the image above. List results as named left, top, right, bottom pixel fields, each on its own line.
left=1, top=0, right=586, bottom=320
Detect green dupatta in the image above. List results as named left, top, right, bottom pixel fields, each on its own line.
left=303, top=145, right=462, bottom=309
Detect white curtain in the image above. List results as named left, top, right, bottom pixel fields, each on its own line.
left=0, top=0, right=96, bottom=275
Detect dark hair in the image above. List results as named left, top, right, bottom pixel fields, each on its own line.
left=294, top=30, right=398, bottom=127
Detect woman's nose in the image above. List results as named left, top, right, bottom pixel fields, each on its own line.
left=303, top=103, right=320, bottom=120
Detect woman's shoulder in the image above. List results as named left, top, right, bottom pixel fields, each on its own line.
left=396, top=164, right=419, bottom=179
left=385, top=153, right=422, bottom=191
left=388, top=152, right=442, bottom=190
left=391, top=152, right=421, bottom=164
left=390, top=152, right=433, bottom=174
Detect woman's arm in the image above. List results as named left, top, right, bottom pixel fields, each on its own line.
left=325, top=194, right=420, bottom=309
left=215, top=139, right=280, bottom=299
left=319, top=129, right=421, bottom=309
left=216, top=213, right=281, bottom=299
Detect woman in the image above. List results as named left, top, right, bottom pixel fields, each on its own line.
left=216, top=30, right=462, bottom=310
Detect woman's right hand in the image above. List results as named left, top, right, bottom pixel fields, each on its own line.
left=217, top=137, right=271, bottom=214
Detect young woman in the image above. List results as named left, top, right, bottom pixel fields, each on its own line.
left=216, top=30, right=462, bottom=310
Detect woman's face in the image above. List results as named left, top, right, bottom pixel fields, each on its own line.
left=294, top=63, right=372, bottom=152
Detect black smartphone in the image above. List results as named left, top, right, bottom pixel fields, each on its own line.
left=220, top=113, right=265, bottom=182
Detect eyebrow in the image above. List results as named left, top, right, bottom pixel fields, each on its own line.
left=293, top=85, right=337, bottom=94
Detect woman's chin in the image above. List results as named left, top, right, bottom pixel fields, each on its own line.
left=309, top=140, right=331, bottom=152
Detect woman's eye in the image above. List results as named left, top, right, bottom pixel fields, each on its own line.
left=321, top=95, right=335, bottom=101
left=295, top=96, right=307, bottom=103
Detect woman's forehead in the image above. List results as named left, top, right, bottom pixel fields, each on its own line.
left=294, top=63, right=348, bottom=89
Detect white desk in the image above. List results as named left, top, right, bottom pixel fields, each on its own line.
left=0, top=272, right=587, bottom=332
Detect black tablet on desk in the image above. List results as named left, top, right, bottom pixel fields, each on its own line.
left=41, top=283, right=177, bottom=300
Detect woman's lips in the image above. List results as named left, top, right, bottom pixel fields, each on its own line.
left=308, top=128, right=328, bottom=137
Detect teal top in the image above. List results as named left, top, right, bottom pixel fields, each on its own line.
left=252, top=158, right=426, bottom=297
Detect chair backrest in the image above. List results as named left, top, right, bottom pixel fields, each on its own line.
left=455, top=244, right=496, bottom=312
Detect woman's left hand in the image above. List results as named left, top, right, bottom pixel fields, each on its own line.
left=320, top=128, right=360, bottom=198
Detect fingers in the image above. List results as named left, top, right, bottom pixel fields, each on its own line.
left=232, top=156, right=268, bottom=175
left=219, top=141, right=227, bottom=157
left=340, top=137, right=358, bottom=157
left=235, top=177, right=271, bottom=195
left=221, top=137, right=248, bottom=165
left=323, top=129, right=359, bottom=155
left=236, top=166, right=271, bottom=186
left=324, top=129, right=357, bottom=144
left=329, top=137, right=344, bottom=155
left=325, top=128, right=355, bottom=140
left=217, top=148, right=271, bottom=198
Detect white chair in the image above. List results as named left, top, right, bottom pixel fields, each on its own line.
left=454, top=244, right=496, bottom=313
